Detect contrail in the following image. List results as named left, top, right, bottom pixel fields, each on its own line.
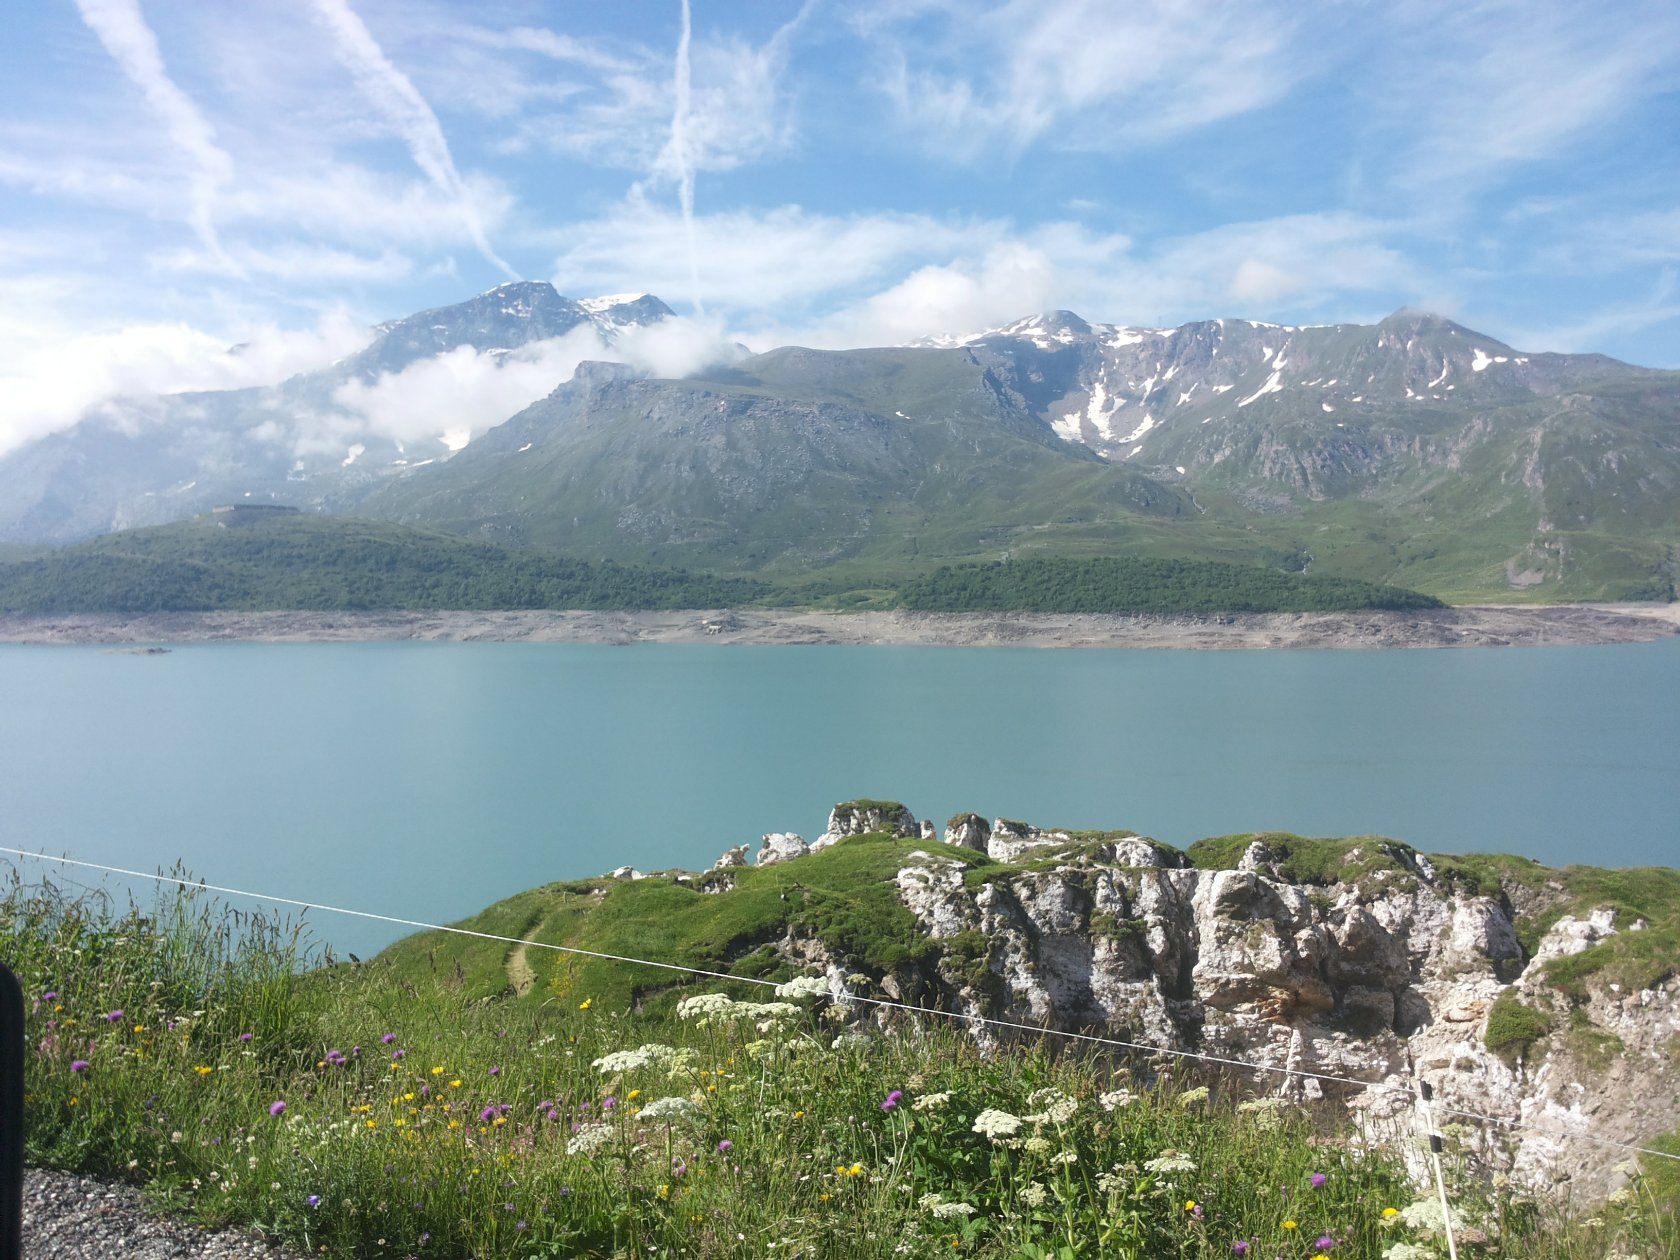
left=73, top=0, right=238, bottom=272
left=308, top=0, right=517, bottom=280
left=670, top=0, right=704, bottom=316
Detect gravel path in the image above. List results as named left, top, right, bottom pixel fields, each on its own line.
left=23, top=1168, right=308, bottom=1260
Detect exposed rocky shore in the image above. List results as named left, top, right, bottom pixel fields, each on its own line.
left=2, top=601, right=1677, bottom=649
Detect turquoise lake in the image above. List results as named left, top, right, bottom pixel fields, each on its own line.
left=2, top=640, right=1677, bottom=958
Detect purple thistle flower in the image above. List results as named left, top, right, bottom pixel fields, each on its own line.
left=1192, top=1204, right=1203, bottom=1219
left=601, top=1096, right=616, bottom=1111
left=238, top=1032, right=253, bottom=1043
left=1316, top=1237, right=1335, bottom=1251
left=69, top=1059, right=89, bottom=1073
left=307, top=1194, right=320, bottom=1208
left=43, top=992, right=57, bottom=1002
left=1232, top=1244, right=1249, bottom=1257
left=880, top=1089, right=903, bottom=1112
left=481, top=1106, right=497, bottom=1122
left=1310, top=1172, right=1327, bottom=1189
left=391, top=1049, right=405, bottom=1061
left=269, top=1100, right=287, bottom=1117
left=547, top=1109, right=560, bottom=1123
left=488, top=1066, right=500, bottom=1077
left=104, top=1010, right=123, bottom=1023
left=716, top=1139, right=733, bottom=1153
left=382, top=1033, right=396, bottom=1044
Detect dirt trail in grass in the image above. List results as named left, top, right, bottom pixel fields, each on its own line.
left=506, top=923, right=543, bottom=997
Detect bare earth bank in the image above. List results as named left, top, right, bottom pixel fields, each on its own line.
left=2, top=603, right=1677, bottom=649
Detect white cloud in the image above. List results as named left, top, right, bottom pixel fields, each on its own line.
left=548, top=199, right=1421, bottom=347
left=614, top=316, right=744, bottom=380
left=307, top=0, right=516, bottom=278
left=324, top=316, right=739, bottom=452
left=481, top=10, right=804, bottom=177
left=149, top=243, right=417, bottom=284
left=1369, top=1, right=1680, bottom=196
left=71, top=0, right=236, bottom=265
left=1495, top=271, right=1680, bottom=358
left=1229, top=259, right=1303, bottom=305
left=869, top=0, right=1304, bottom=157
left=0, top=310, right=373, bottom=459
left=549, top=199, right=993, bottom=318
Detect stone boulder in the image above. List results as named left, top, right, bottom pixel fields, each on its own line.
left=811, top=800, right=918, bottom=851
left=756, top=832, right=809, bottom=866
left=986, top=818, right=1075, bottom=863
left=944, top=813, right=989, bottom=852
left=711, top=844, right=749, bottom=871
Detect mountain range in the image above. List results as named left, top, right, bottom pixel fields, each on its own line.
left=2, top=283, right=1675, bottom=601
left=0, top=284, right=673, bottom=545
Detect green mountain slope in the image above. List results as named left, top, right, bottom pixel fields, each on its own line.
left=361, top=352, right=1225, bottom=575
left=0, top=514, right=769, bottom=613
left=0, top=514, right=1442, bottom=615
left=354, top=325, right=1678, bottom=600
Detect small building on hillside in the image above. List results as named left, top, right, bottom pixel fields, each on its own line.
left=209, top=504, right=301, bottom=526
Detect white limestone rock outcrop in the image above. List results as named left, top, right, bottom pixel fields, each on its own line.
left=756, top=832, right=809, bottom=866
left=810, top=800, right=918, bottom=851
left=763, top=802, right=1679, bottom=1202
left=711, top=844, right=749, bottom=871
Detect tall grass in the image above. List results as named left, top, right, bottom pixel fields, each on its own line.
left=4, top=873, right=1673, bottom=1259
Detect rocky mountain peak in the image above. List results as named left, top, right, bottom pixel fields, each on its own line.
left=348, top=284, right=673, bottom=382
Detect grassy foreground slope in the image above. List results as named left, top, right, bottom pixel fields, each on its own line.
left=0, top=513, right=1448, bottom=615
left=9, top=855, right=1676, bottom=1260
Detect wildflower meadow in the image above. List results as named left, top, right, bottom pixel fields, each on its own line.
left=5, top=871, right=1675, bottom=1259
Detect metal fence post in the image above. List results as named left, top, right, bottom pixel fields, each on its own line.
left=0, top=962, right=22, bottom=1260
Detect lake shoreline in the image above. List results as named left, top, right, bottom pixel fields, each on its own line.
left=3, top=602, right=1677, bottom=649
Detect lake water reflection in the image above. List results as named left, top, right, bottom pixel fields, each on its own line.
left=2, top=639, right=1676, bottom=957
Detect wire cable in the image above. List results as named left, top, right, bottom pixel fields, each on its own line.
left=3, top=844, right=1675, bottom=1165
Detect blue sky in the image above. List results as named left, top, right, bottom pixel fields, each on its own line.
left=2, top=0, right=1677, bottom=454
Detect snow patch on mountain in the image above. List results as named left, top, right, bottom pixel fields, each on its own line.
left=576, top=293, right=651, bottom=314
left=1237, top=369, right=1284, bottom=407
